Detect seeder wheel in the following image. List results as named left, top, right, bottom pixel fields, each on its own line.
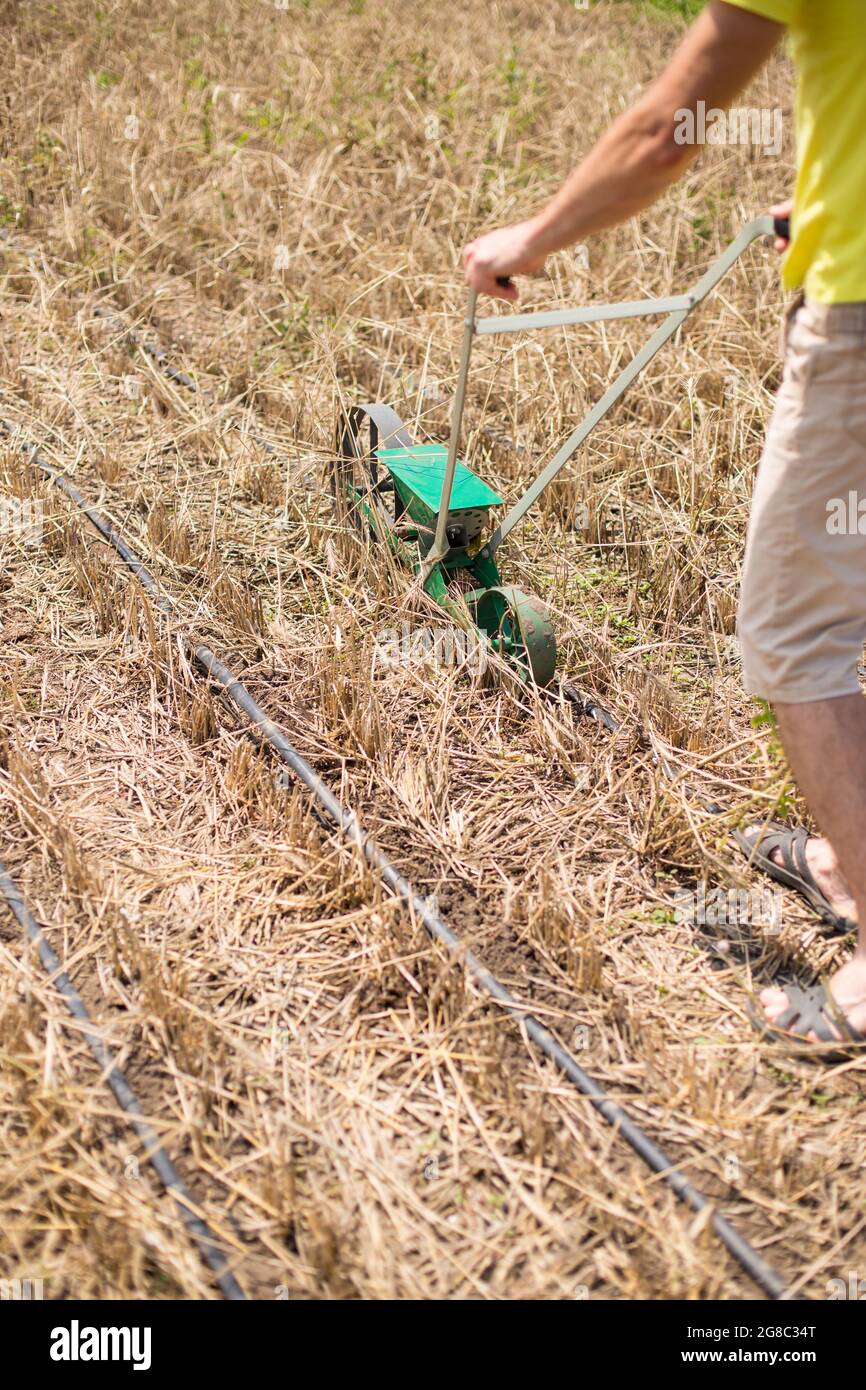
left=473, top=585, right=557, bottom=687
left=333, top=403, right=413, bottom=541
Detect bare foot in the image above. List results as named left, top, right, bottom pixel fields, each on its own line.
left=745, top=825, right=858, bottom=923
left=760, top=951, right=866, bottom=1040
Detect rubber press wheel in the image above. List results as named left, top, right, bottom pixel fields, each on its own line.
left=474, top=585, right=557, bottom=687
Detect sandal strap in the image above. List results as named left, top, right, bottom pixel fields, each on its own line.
left=787, top=827, right=812, bottom=886
left=734, top=822, right=856, bottom=934
left=773, top=982, right=864, bottom=1045
left=817, top=982, right=865, bottom=1044
left=775, top=984, right=838, bottom=1043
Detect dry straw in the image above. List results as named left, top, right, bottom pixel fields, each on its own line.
left=0, top=0, right=862, bottom=1301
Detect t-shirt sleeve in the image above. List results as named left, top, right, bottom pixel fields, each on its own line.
left=719, top=0, right=799, bottom=23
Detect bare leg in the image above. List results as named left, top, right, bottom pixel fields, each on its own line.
left=759, top=694, right=866, bottom=1037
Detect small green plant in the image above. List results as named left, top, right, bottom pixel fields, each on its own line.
left=650, top=906, right=676, bottom=924
left=411, top=48, right=433, bottom=101
left=501, top=47, right=522, bottom=106
left=0, top=196, right=24, bottom=226
left=750, top=701, right=795, bottom=816
left=809, top=1091, right=832, bottom=1109
left=184, top=58, right=208, bottom=90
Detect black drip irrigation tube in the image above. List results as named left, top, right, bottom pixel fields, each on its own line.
left=0, top=410, right=790, bottom=1300
left=560, top=683, right=726, bottom=814
left=93, top=307, right=280, bottom=458
left=0, top=861, right=245, bottom=1300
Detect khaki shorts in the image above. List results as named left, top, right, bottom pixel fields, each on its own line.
left=738, top=297, right=866, bottom=703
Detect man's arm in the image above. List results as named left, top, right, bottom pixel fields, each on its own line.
left=463, top=1, right=784, bottom=300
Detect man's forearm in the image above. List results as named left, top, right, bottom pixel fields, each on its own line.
left=525, top=2, right=784, bottom=257
left=525, top=103, right=693, bottom=257
left=464, top=2, right=785, bottom=293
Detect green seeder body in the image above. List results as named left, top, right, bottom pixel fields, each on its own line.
left=334, top=409, right=557, bottom=683
left=334, top=216, right=781, bottom=687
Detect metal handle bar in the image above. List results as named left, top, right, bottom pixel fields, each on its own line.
left=425, top=215, right=777, bottom=572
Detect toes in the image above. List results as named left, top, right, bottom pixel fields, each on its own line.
left=759, top=986, right=791, bottom=1022
left=744, top=824, right=783, bottom=869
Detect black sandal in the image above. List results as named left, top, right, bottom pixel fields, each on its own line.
left=732, top=822, right=856, bottom=935
left=749, top=980, right=866, bottom=1062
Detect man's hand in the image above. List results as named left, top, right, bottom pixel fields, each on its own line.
left=462, top=220, right=548, bottom=301
left=772, top=198, right=792, bottom=253
left=462, top=2, right=783, bottom=299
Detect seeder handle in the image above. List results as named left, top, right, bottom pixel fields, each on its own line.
left=428, top=215, right=782, bottom=574
left=494, top=220, right=787, bottom=291
left=421, top=289, right=478, bottom=578
left=484, top=214, right=781, bottom=554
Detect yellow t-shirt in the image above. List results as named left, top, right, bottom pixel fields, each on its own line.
left=725, top=0, right=866, bottom=303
